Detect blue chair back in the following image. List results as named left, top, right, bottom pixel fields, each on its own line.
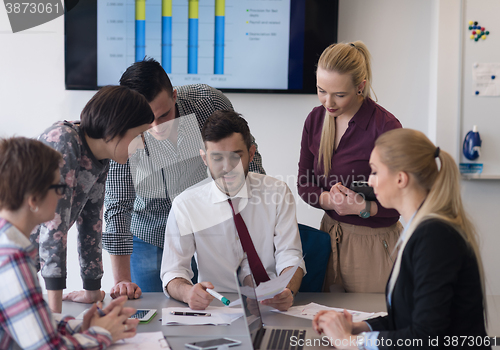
left=298, top=224, right=331, bottom=292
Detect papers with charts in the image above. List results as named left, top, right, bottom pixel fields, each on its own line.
left=272, top=302, right=387, bottom=323
left=162, top=306, right=243, bottom=326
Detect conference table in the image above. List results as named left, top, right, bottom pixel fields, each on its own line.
left=60, top=293, right=500, bottom=349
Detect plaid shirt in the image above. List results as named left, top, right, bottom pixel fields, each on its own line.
left=103, top=84, right=265, bottom=255
left=0, top=218, right=112, bottom=350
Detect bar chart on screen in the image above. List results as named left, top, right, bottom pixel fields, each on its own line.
left=97, top=0, right=291, bottom=89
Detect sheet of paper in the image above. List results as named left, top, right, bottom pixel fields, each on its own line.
left=472, top=62, right=500, bottom=96
left=228, top=298, right=241, bottom=307
left=162, top=306, right=243, bottom=326
left=108, top=331, right=170, bottom=349
left=252, top=263, right=299, bottom=301
left=272, top=302, right=387, bottom=323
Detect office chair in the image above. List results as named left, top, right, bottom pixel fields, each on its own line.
left=298, top=224, right=331, bottom=292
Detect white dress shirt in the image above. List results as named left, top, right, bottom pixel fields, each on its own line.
left=160, top=172, right=306, bottom=296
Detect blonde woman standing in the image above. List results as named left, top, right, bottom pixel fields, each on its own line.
left=313, top=129, right=489, bottom=349
left=298, top=41, right=402, bottom=293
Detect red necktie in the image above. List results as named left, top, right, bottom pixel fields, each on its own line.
left=227, top=198, right=270, bottom=286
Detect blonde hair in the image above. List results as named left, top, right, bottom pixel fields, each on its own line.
left=317, top=41, right=375, bottom=176
left=375, top=128, right=487, bottom=320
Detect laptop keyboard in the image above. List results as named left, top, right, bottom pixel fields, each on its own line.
left=255, top=328, right=306, bottom=350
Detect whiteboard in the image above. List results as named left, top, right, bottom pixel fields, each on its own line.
left=460, top=0, right=500, bottom=176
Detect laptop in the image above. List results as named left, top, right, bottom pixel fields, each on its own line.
left=234, top=270, right=325, bottom=350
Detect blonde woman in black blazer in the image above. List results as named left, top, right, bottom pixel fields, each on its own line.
left=313, top=129, right=490, bottom=350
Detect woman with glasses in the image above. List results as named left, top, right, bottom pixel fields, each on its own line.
left=0, top=137, right=140, bottom=350
left=31, top=85, right=154, bottom=313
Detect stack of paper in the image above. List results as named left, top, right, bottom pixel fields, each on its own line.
left=161, top=306, right=243, bottom=326
left=108, top=331, right=170, bottom=349
left=272, top=302, right=387, bottom=323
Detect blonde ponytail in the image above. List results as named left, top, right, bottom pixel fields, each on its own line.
left=376, top=129, right=487, bottom=321
left=318, top=114, right=336, bottom=176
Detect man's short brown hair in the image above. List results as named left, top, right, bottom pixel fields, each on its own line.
left=0, top=137, right=62, bottom=211
left=201, top=110, right=252, bottom=150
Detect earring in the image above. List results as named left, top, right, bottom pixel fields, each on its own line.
left=358, top=91, right=363, bottom=95
left=30, top=206, right=39, bottom=213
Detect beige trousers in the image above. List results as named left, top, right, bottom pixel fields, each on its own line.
left=320, top=213, right=403, bottom=293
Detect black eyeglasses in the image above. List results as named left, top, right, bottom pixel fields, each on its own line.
left=48, top=184, right=68, bottom=196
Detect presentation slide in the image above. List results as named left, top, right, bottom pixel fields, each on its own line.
left=97, top=0, right=291, bottom=89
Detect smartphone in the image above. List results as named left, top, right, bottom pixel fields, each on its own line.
left=185, top=337, right=242, bottom=350
left=76, top=308, right=157, bottom=323
left=130, top=309, right=157, bottom=323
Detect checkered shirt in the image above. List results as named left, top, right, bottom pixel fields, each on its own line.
left=0, top=218, right=112, bottom=350
left=103, top=84, right=265, bottom=255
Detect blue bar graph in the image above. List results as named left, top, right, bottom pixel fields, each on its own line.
left=135, top=0, right=146, bottom=62
left=135, top=0, right=226, bottom=75
left=188, top=18, right=198, bottom=74
left=162, top=0, right=172, bottom=73
left=214, top=16, right=224, bottom=74
left=214, top=0, right=225, bottom=74
left=162, top=16, right=172, bottom=72
left=188, top=0, right=199, bottom=74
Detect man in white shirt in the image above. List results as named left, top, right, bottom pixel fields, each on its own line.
left=160, top=110, right=305, bottom=311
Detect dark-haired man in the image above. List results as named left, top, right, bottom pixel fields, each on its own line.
left=103, top=59, right=265, bottom=298
left=161, top=111, right=304, bottom=311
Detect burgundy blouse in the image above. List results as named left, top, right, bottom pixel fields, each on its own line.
left=298, top=98, right=402, bottom=228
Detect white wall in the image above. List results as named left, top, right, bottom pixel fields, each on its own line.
left=433, top=0, right=500, bottom=296
left=1, top=0, right=499, bottom=295
left=337, top=0, right=434, bottom=134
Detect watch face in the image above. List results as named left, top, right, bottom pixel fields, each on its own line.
left=360, top=211, right=370, bottom=219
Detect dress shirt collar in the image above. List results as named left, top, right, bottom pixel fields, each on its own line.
left=0, top=218, right=38, bottom=261
left=349, top=98, right=375, bottom=131
left=209, top=174, right=252, bottom=204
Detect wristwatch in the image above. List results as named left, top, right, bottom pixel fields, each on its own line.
left=359, top=201, right=371, bottom=219
left=357, top=332, right=367, bottom=350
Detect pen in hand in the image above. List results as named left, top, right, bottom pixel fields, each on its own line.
left=206, top=288, right=230, bottom=306
left=96, top=306, right=106, bottom=317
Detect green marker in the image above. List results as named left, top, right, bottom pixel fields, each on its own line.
left=206, top=288, right=230, bottom=306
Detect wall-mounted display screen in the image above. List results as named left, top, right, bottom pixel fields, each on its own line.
left=65, top=0, right=338, bottom=93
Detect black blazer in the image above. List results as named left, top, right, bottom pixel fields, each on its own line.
left=367, top=219, right=490, bottom=349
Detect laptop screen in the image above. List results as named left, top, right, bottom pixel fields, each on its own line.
left=234, top=270, right=264, bottom=343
